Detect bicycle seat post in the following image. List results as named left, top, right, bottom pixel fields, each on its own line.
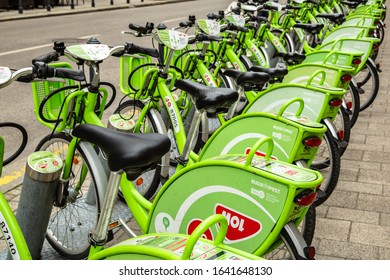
left=89, top=169, right=123, bottom=248
left=177, top=108, right=204, bottom=164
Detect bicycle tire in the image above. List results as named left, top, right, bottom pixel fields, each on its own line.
left=344, top=83, right=361, bottom=128
left=207, top=66, right=237, bottom=136
left=377, top=20, right=385, bottom=46
left=355, top=58, right=380, bottom=111
left=335, top=106, right=352, bottom=157
left=270, top=29, right=295, bottom=53
left=263, top=219, right=315, bottom=260
left=114, top=99, right=164, bottom=199
left=0, top=122, right=28, bottom=166
left=35, top=133, right=101, bottom=259
left=310, top=129, right=341, bottom=207
left=301, top=205, right=316, bottom=246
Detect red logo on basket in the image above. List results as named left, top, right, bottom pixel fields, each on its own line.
left=216, top=204, right=262, bottom=242
left=187, top=219, right=214, bottom=240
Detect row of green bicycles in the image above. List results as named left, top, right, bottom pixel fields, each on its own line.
left=0, top=0, right=386, bottom=260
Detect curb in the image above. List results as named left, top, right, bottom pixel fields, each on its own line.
left=0, top=0, right=195, bottom=22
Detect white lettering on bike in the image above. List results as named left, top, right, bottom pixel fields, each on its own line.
left=203, top=73, right=216, bottom=87
left=165, top=96, right=180, bottom=133
left=221, top=211, right=245, bottom=232
left=0, top=212, right=20, bottom=259
left=250, top=45, right=266, bottom=66
left=251, top=180, right=281, bottom=194
left=273, top=125, right=293, bottom=134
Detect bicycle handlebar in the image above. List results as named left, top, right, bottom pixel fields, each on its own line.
left=0, top=63, right=85, bottom=89
left=32, top=51, right=60, bottom=64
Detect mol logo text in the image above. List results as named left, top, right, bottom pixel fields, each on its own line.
left=215, top=204, right=262, bottom=242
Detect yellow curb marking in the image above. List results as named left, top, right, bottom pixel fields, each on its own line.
left=0, top=166, right=25, bottom=186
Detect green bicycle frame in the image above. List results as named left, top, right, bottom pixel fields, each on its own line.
left=0, top=192, right=32, bottom=260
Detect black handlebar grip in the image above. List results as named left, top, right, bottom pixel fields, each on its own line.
left=197, top=34, right=223, bottom=42
left=32, top=51, right=60, bottom=64
left=227, top=23, right=248, bottom=33
left=128, top=23, right=148, bottom=34
left=54, top=68, right=85, bottom=81
left=207, top=12, right=223, bottom=20
left=125, top=42, right=159, bottom=58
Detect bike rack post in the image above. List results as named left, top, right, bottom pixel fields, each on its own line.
left=10, top=151, right=63, bottom=260
left=18, top=0, right=23, bottom=13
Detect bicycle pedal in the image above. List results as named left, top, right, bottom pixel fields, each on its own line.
left=108, top=220, right=122, bottom=231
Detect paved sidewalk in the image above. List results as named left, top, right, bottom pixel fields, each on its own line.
left=0, top=0, right=189, bottom=21
left=1, top=0, right=390, bottom=260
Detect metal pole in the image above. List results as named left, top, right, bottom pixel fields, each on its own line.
left=10, top=151, right=63, bottom=260
left=18, top=0, right=23, bottom=14
left=71, top=0, right=75, bottom=9
left=91, top=0, right=95, bottom=7
left=110, top=0, right=114, bottom=5
left=46, top=0, right=51, bottom=11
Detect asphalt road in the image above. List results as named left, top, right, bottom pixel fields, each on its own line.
left=0, top=0, right=230, bottom=188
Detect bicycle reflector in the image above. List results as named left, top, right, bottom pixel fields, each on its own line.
left=304, top=246, right=316, bottom=260
left=136, top=177, right=144, bottom=187
left=338, top=129, right=345, bottom=140
left=294, top=189, right=318, bottom=206
left=341, top=74, right=352, bottom=82
left=302, top=136, right=322, bottom=148
left=352, top=58, right=361, bottom=65
left=329, top=98, right=343, bottom=107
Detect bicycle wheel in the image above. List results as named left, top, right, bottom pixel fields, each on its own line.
left=332, top=107, right=352, bottom=157
left=270, top=29, right=295, bottom=53
left=0, top=122, right=28, bottom=166
left=263, top=214, right=316, bottom=260
left=354, top=58, right=380, bottom=111
left=377, top=20, right=385, bottom=46
left=114, top=99, right=164, bottom=199
left=310, top=129, right=341, bottom=207
left=201, top=67, right=237, bottom=136
left=36, top=133, right=101, bottom=259
left=343, top=83, right=361, bottom=128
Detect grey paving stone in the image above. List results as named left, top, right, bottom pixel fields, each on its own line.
left=348, top=133, right=366, bottom=144
left=350, top=223, right=390, bottom=249
left=316, top=239, right=379, bottom=260
left=357, top=168, right=390, bottom=185
left=357, top=193, right=390, bottom=214
left=383, top=185, right=390, bottom=196
left=362, top=151, right=390, bottom=163
left=368, top=122, right=390, bottom=133
left=378, top=248, right=390, bottom=260
left=334, top=180, right=383, bottom=195
left=338, top=168, right=359, bottom=182
left=323, top=190, right=358, bottom=209
left=326, top=207, right=380, bottom=225
left=313, top=218, right=351, bottom=242
left=315, top=205, right=328, bottom=219
left=381, top=163, right=390, bottom=171
left=380, top=213, right=390, bottom=227
left=344, top=143, right=383, bottom=153
left=341, top=149, right=364, bottom=161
